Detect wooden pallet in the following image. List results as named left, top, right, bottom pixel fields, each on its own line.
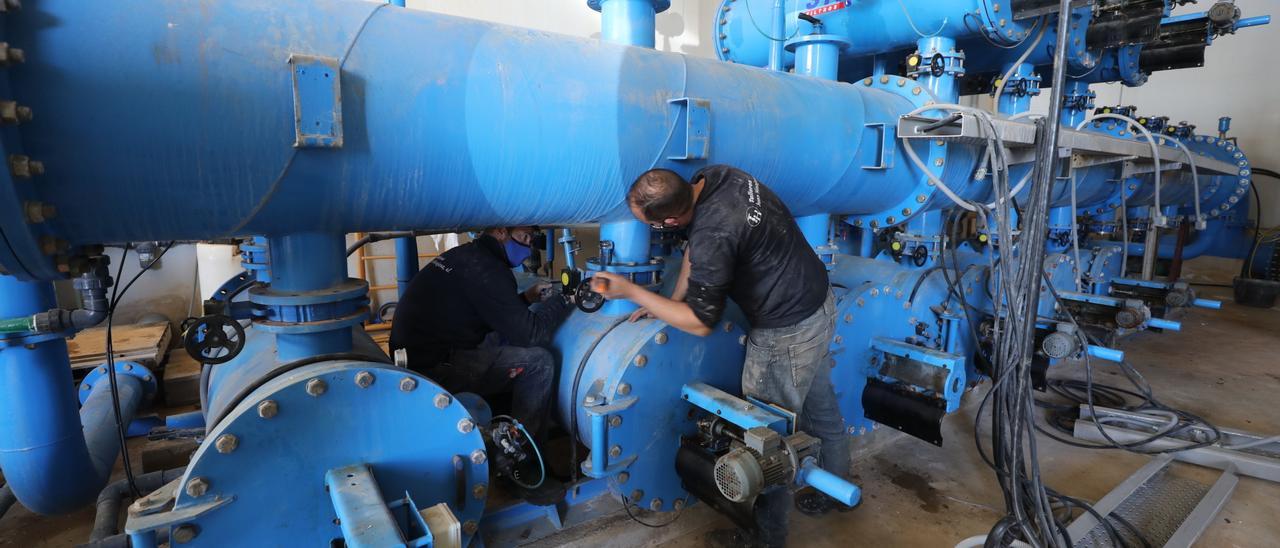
left=163, top=350, right=203, bottom=407
left=67, top=321, right=173, bottom=372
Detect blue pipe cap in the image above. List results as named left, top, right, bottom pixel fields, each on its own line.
left=1192, top=298, right=1222, bottom=310
left=1147, top=317, right=1182, bottom=332
left=587, top=0, right=671, bottom=13
left=796, top=459, right=860, bottom=507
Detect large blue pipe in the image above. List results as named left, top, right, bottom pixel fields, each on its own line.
left=1, top=0, right=986, bottom=281
left=0, top=277, right=143, bottom=515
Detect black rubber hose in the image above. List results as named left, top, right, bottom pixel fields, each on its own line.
left=345, top=231, right=415, bottom=257
left=89, top=467, right=186, bottom=541
left=1242, top=167, right=1279, bottom=279
left=568, top=316, right=629, bottom=482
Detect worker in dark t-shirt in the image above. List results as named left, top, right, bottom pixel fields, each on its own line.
left=593, top=166, right=852, bottom=547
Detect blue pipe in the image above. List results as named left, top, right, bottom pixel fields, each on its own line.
left=268, top=232, right=354, bottom=360
left=394, top=236, right=419, bottom=297
left=0, top=276, right=145, bottom=515
left=796, top=459, right=860, bottom=507
left=767, top=0, right=786, bottom=72
left=597, top=0, right=659, bottom=48
left=1086, top=345, right=1124, bottom=363
left=590, top=412, right=608, bottom=474
left=1236, top=15, right=1271, bottom=29
left=1192, top=298, right=1222, bottom=310
left=1108, top=219, right=1230, bottom=260
left=1148, top=317, right=1181, bottom=332
left=0, top=0, right=999, bottom=282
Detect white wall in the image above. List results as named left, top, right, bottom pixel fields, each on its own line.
left=1030, top=0, right=1279, bottom=225
left=406, top=0, right=717, bottom=58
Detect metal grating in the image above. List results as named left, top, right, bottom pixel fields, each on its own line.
left=1074, top=469, right=1209, bottom=548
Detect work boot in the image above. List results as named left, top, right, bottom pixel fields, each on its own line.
left=794, top=488, right=858, bottom=517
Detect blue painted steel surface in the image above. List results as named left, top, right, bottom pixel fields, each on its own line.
left=796, top=460, right=861, bottom=506
left=163, top=361, right=488, bottom=546
left=0, top=277, right=147, bottom=515
left=326, top=465, right=409, bottom=548
left=553, top=311, right=744, bottom=511
left=716, top=0, right=1034, bottom=69
left=681, top=383, right=789, bottom=434
left=0, top=0, right=1003, bottom=281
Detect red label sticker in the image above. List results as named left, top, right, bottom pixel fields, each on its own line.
left=803, top=0, right=849, bottom=16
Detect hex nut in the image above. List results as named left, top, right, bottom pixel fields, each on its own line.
left=609, top=445, right=622, bottom=458
left=185, top=477, right=209, bottom=498
left=649, top=498, right=663, bottom=511
left=617, top=383, right=631, bottom=396
left=654, top=332, right=668, bottom=345
left=172, top=524, right=198, bottom=544
left=457, top=418, right=475, bottom=434
left=633, top=355, right=647, bottom=367
left=462, top=521, right=478, bottom=536
left=434, top=393, right=451, bottom=409
left=305, top=378, right=327, bottom=397
left=673, top=498, right=686, bottom=510
left=470, top=449, right=486, bottom=465
left=214, top=434, right=239, bottom=454
left=400, top=377, right=418, bottom=392
left=473, top=483, right=488, bottom=500
left=354, top=371, right=375, bottom=388
left=609, top=416, right=622, bottom=427
left=257, top=400, right=278, bottom=419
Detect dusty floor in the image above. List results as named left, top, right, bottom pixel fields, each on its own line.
left=3, top=286, right=1277, bottom=547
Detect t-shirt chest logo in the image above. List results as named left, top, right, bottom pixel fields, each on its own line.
left=744, top=177, right=764, bottom=227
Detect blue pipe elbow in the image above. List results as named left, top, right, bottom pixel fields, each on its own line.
left=1147, top=317, right=1181, bottom=331
left=1192, top=298, right=1222, bottom=310
left=1086, top=345, right=1125, bottom=363
left=796, top=460, right=860, bottom=507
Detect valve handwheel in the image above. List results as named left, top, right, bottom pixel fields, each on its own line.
left=183, top=314, right=247, bottom=365
left=575, top=279, right=605, bottom=313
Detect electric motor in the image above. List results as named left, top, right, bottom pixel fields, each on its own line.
left=711, top=427, right=821, bottom=503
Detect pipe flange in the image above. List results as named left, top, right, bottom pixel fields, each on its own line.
left=845, top=76, right=956, bottom=231
left=586, top=0, right=671, bottom=14
left=247, top=277, right=370, bottom=334
left=78, top=361, right=159, bottom=405
left=783, top=33, right=851, bottom=54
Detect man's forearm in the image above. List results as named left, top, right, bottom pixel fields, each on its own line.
left=625, top=287, right=712, bottom=336
left=671, top=252, right=692, bottom=302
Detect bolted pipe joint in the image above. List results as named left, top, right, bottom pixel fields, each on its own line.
left=30, top=256, right=113, bottom=334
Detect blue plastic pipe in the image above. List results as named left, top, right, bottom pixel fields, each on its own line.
left=1086, top=345, right=1125, bottom=363
left=796, top=459, right=861, bottom=507
left=1192, top=298, right=1221, bottom=310
left=590, top=413, right=608, bottom=475
left=394, top=237, right=419, bottom=297
left=1147, top=317, right=1181, bottom=332
left=0, top=277, right=144, bottom=515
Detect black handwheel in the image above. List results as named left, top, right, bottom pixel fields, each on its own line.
left=575, top=281, right=605, bottom=313
left=184, top=314, right=247, bottom=365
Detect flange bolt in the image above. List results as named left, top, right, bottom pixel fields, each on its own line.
left=214, top=434, right=239, bottom=454
left=185, top=477, right=209, bottom=498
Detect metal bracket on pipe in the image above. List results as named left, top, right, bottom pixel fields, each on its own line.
left=289, top=54, right=344, bottom=148
left=666, top=97, right=710, bottom=161
left=897, top=114, right=1241, bottom=176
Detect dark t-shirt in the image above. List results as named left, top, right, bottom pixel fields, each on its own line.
left=389, top=235, right=570, bottom=372
left=685, top=165, right=829, bottom=329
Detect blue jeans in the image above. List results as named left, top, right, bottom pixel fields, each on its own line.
left=742, top=290, right=848, bottom=547
left=429, top=343, right=555, bottom=437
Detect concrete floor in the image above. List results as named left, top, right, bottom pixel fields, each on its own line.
left=537, top=285, right=1280, bottom=548
left=4, top=286, right=1277, bottom=547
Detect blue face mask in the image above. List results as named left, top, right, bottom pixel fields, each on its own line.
left=504, top=238, right=532, bottom=268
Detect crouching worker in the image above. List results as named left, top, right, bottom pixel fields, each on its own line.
left=390, top=226, right=572, bottom=500
left=593, top=167, right=852, bottom=548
